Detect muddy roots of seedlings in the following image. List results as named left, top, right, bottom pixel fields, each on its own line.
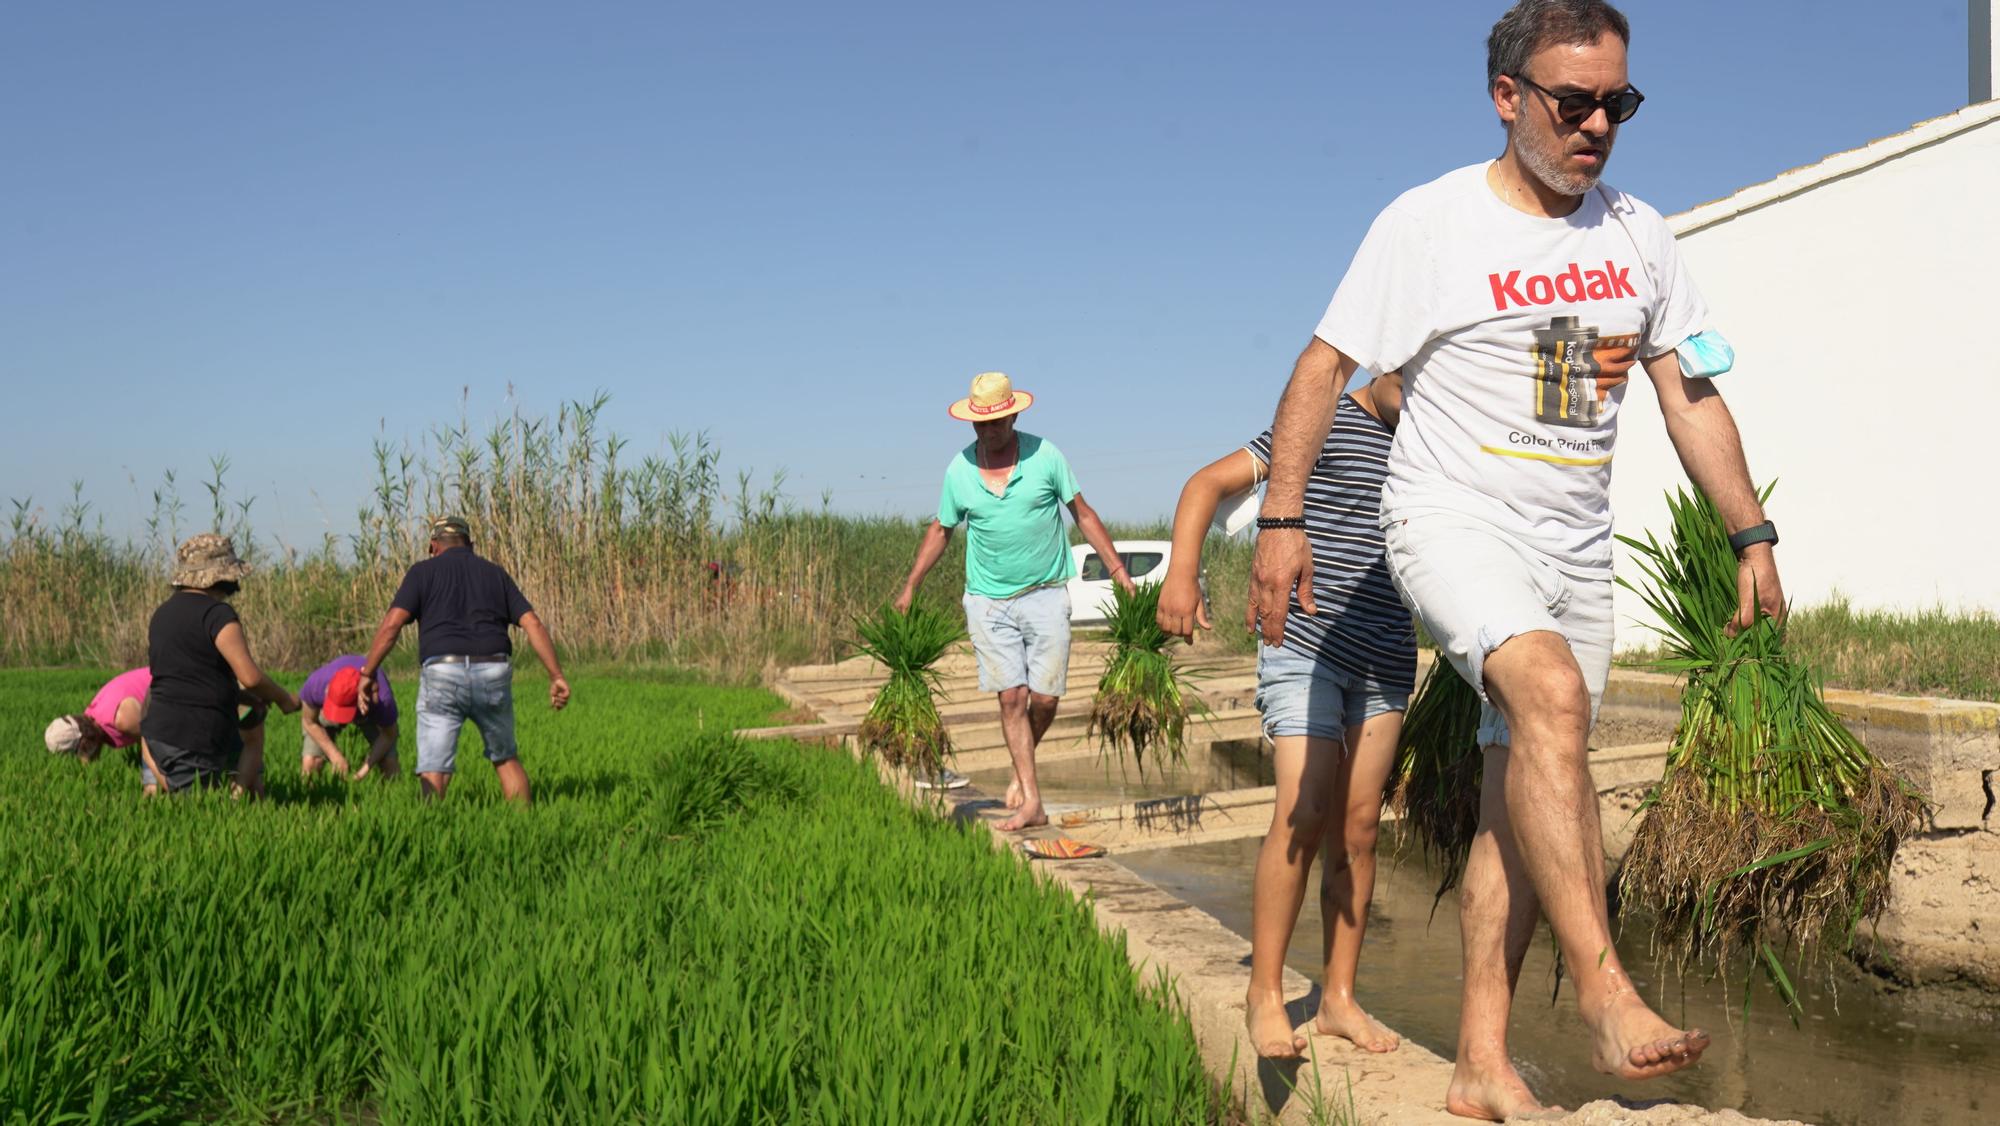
left=1617, top=667, right=1928, bottom=1005
left=1385, top=655, right=1485, bottom=904
left=858, top=676, right=954, bottom=777
left=1617, top=485, right=1930, bottom=1011
left=1088, top=580, right=1204, bottom=774
left=850, top=603, right=964, bottom=781
left=1090, top=648, right=1194, bottom=773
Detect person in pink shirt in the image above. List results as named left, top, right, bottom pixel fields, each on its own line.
left=44, top=667, right=169, bottom=794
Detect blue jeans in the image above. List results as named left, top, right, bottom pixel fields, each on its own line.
left=416, top=661, right=519, bottom=775
left=1255, top=644, right=1409, bottom=741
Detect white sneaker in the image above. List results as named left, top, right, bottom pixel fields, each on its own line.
left=913, top=768, right=970, bottom=790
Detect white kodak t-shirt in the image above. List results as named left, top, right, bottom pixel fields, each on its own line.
left=1316, top=163, right=1708, bottom=576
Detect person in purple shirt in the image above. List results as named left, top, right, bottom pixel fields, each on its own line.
left=298, top=654, right=401, bottom=780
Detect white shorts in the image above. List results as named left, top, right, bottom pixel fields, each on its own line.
left=1382, top=510, right=1613, bottom=747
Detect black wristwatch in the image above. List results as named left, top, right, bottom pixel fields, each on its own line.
left=1728, top=520, right=1779, bottom=556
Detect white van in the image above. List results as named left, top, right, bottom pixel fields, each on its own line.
left=1065, top=539, right=1188, bottom=626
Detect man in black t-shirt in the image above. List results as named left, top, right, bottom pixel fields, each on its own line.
left=356, top=516, right=570, bottom=803
left=141, top=533, right=301, bottom=795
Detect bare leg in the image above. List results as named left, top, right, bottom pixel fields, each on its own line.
left=1005, top=693, right=1059, bottom=809
left=1483, top=632, right=1707, bottom=1081
left=495, top=759, right=532, bottom=805
left=302, top=755, right=325, bottom=777
left=1245, top=733, right=1340, bottom=1058
left=1447, top=745, right=1558, bottom=1122
left=419, top=772, right=452, bottom=799
left=1313, top=712, right=1402, bottom=1053
left=993, top=686, right=1049, bottom=831
left=231, top=723, right=267, bottom=800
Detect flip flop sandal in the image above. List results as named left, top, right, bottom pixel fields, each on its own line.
left=1020, top=838, right=1106, bottom=860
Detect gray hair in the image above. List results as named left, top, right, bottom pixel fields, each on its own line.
left=1486, top=0, right=1631, bottom=93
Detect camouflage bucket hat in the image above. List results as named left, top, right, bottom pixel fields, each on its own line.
left=170, top=533, right=252, bottom=589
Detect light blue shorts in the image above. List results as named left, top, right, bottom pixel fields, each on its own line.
left=1254, top=644, right=1409, bottom=741
left=415, top=661, right=519, bottom=775
left=963, top=585, right=1071, bottom=697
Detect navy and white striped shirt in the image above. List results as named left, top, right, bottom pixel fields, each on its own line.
left=1247, top=394, right=1416, bottom=690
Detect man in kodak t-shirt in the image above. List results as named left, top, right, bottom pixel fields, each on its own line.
left=1248, top=1, right=1786, bottom=1117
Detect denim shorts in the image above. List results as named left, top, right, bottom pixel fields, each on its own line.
left=1382, top=510, right=1614, bottom=747
left=963, top=585, right=1071, bottom=697
left=1255, top=644, right=1409, bottom=741
left=416, top=661, right=519, bottom=774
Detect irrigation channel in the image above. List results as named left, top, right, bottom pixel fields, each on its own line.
left=747, top=642, right=2000, bottom=1125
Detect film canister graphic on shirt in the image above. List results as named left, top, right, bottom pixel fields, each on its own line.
left=1529, top=316, right=1637, bottom=429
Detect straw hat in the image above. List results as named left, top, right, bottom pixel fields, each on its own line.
left=947, top=372, right=1034, bottom=423
left=170, top=533, right=252, bottom=589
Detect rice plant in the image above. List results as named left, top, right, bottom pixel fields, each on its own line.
left=0, top=668, right=1225, bottom=1124
left=850, top=603, right=964, bottom=779
left=1384, top=655, right=1484, bottom=904
left=1616, top=486, right=1929, bottom=1013
left=1088, top=580, right=1204, bottom=773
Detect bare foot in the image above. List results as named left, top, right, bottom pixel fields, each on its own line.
left=1588, top=990, right=1710, bottom=1080
left=1312, top=997, right=1400, bottom=1053
left=1445, top=1058, right=1564, bottom=1122
left=1245, top=988, right=1305, bottom=1059
left=994, top=802, right=1049, bottom=832
left=1004, top=776, right=1024, bottom=809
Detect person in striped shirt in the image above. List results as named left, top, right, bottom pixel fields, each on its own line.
left=1157, top=370, right=1413, bottom=1060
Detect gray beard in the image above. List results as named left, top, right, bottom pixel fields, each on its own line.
left=1519, top=136, right=1600, bottom=197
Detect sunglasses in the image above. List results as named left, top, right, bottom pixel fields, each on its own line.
left=1512, top=74, right=1644, bottom=126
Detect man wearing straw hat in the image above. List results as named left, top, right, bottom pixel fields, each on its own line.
left=141, top=533, right=298, bottom=796
left=354, top=515, right=570, bottom=804
left=1247, top=1, right=1785, bottom=1114
left=894, top=372, right=1133, bottom=833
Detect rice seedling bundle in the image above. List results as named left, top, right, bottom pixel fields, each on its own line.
left=850, top=603, right=963, bottom=778
left=1088, top=580, right=1203, bottom=772
left=0, top=667, right=1221, bottom=1123
left=1617, top=487, right=1927, bottom=1009
left=1384, top=654, right=1484, bottom=901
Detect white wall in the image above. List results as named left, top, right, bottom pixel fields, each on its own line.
left=1608, top=114, right=2000, bottom=649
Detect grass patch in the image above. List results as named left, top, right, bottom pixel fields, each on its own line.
left=1621, top=594, right=2000, bottom=702
left=0, top=669, right=1224, bottom=1123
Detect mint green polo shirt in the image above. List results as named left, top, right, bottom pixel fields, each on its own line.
left=937, top=432, right=1081, bottom=598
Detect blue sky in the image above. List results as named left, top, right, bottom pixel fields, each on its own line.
left=1, top=0, right=1975, bottom=546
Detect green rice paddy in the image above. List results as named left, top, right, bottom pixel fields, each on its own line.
left=0, top=669, right=1221, bottom=1124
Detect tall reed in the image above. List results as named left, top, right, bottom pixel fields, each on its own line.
left=1, top=395, right=967, bottom=678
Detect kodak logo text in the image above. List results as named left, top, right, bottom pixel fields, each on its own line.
left=1488, top=260, right=1637, bottom=311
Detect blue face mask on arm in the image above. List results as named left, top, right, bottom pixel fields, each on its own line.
left=1675, top=330, right=1735, bottom=379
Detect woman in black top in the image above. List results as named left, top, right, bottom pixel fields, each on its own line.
left=140, top=534, right=300, bottom=795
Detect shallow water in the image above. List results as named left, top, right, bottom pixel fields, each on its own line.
left=965, top=737, right=1275, bottom=813
left=1121, top=830, right=2000, bottom=1126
